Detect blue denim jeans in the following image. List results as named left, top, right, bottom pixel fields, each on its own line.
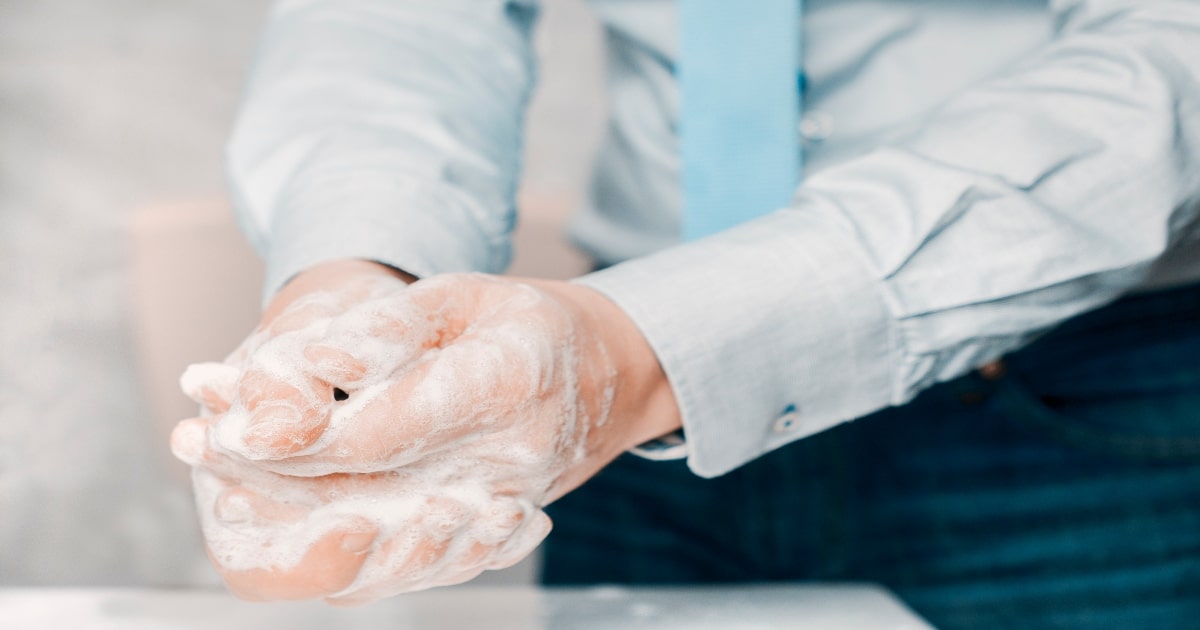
left=542, top=282, right=1200, bottom=629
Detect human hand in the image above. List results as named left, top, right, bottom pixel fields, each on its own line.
left=174, top=270, right=681, bottom=602
left=206, top=273, right=680, bottom=500
left=179, top=259, right=415, bottom=427
left=171, top=415, right=548, bottom=605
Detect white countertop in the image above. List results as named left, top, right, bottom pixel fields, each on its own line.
left=1, top=584, right=932, bottom=629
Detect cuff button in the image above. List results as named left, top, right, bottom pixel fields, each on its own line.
left=773, top=405, right=801, bottom=434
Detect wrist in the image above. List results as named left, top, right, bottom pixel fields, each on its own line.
left=531, top=279, right=683, bottom=458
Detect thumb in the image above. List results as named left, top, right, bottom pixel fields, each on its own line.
left=299, top=274, right=491, bottom=390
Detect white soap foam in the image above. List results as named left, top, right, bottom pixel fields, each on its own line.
left=176, top=275, right=607, bottom=600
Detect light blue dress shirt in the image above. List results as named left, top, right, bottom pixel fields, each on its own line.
left=227, top=0, right=1200, bottom=477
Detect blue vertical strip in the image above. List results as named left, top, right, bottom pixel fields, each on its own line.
left=678, top=0, right=802, bottom=241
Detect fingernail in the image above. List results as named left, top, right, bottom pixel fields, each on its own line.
left=341, top=531, right=377, bottom=554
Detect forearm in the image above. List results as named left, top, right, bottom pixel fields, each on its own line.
left=227, top=0, right=540, bottom=300
left=806, top=0, right=1200, bottom=394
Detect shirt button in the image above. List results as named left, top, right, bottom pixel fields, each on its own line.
left=799, top=111, right=834, bottom=143
left=979, top=360, right=1007, bottom=381
left=773, top=409, right=802, bottom=434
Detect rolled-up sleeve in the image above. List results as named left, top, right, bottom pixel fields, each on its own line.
left=227, top=0, right=539, bottom=299
left=578, top=0, right=1200, bottom=477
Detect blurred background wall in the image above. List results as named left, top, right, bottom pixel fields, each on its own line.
left=0, top=0, right=603, bottom=586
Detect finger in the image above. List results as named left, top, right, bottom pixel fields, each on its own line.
left=216, top=516, right=379, bottom=602
left=302, top=345, right=368, bottom=387
left=180, top=362, right=239, bottom=414
left=302, top=274, right=516, bottom=389
left=264, top=273, right=404, bottom=338
left=264, top=296, right=339, bottom=338
left=171, top=416, right=267, bottom=482
left=433, top=499, right=548, bottom=575
left=448, top=494, right=531, bottom=546
left=209, top=298, right=416, bottom=463
left=234, top=275, right=562, bottom=475
left=170, top=416, right=213, bottom=467
left=236, top=367, right=332, bottom=414
left=420, top=541, right=499, bottom=590
left=213, top=368, right=334, bottom=460
left=486, top=509, right=552, bottom=570
left=215, top=281, right=407, bottom=461
left=390, top=505, right=545, bottom=592
left=300, top=290, right=457, bottom=390
left=171, top=416, right=297, bottom=493
left=181, top=422, right=379, bottom=602
left=171, top=415, right=249, bottom=476
left=331, top=498, right=541, bottom=605
left=323, top=534, right=454, bottom=605
left=322, top=495, right=472, bottom=605
left=253, top=330, right=548, bottom=475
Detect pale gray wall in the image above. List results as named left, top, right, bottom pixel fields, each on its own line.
left=0, top=0, right=604, bottom=587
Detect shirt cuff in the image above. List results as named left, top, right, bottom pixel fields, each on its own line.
left=263, top=172, right=511, bottom=302
left=576, top=201, right=900, bottom=478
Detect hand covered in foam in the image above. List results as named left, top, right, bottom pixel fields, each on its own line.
left=173, top=270, right=681, bottom=603
left=172, top=414, right=548, bottom=605
left=179, top=261, right=412, bottom=422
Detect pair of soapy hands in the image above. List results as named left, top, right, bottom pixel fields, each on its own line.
left=170, top=261, right=680, bottom=605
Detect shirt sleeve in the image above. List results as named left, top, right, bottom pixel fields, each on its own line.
left=226, top=0, right=540, bottom=300
left=577, top=0, right=1200, bottom=477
